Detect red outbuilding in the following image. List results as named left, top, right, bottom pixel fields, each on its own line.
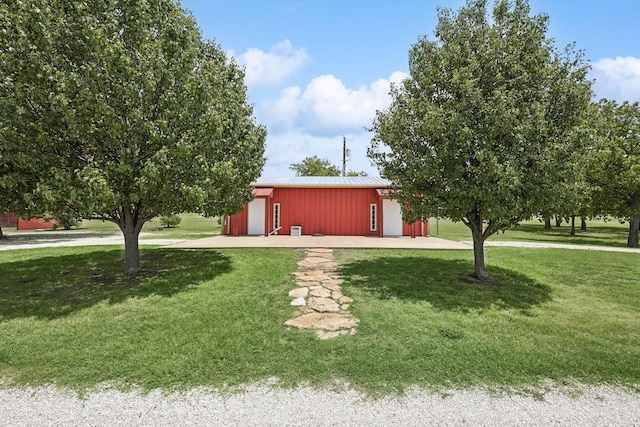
left=0, top=213, right=18, bottom=228
left=224, top=177, right=428, bottom=237
left=17, top=217, right=58, bottom=230
left=0, top=213, right=57, bottom=230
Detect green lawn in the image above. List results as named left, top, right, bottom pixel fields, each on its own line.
left=430, top=217, right=632, bottom=248
left=79, top=213, right=222, bottom=239
left=1, top=245, right=638, bottom=394
left=3, top=213, right=221, bottom=240
left=5, top=214, right=629, bottom=248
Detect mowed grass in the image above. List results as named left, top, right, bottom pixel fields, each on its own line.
left=3, top=213, right=221, bottom=240
left=336, top=248, right=640, bottom=390
left=0, top=247, right=300, bottom=390
left=431, top=217, right=632, bottom=248
left=1, top=245, right=639, bottom=394
left=78, top=213, right=222, bottom=239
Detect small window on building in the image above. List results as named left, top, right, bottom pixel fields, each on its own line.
left=370, top=203, right=377, bottom=231
left=274, top=203, right=280, bottom=230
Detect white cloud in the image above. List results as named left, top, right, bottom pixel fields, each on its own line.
left=253, top=70, right=409, bottom=178
left=232, top=40, right=311, bottom=88
left=263, top=71, right=409, bottom=136
left=590, top=56, right=640, bottom=102
left=260, top=130, right=380, bottom=179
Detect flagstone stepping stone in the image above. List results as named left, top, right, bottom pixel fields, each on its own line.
left=299, top=269, right=326, bottom=276
left=290, top=297, right=306, bottom=306
left=307, top=296, right=340, bottom=312
left=286, top=248, right=358, bottom=338
left=288, top=288, right=308, bottom=298
left=299, top=256, right=338, bottom=264
left=308, top=248, right=333, bottom=253
left=296, top=281, right=322, bottom=288
left=321, top=283, right=343, bottom=292
left=308, top=286, right=331, bottom=298
left=285, top=312, right=359, bottom=331
left=297, top=273, right=333, bottom=281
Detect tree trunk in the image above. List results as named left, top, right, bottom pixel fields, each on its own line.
left=471, top=227, right=487, bottom=280
left=555, top=216, right=562, bottom=227
left=581, top=217, right=587, bottom=231
left=123, top=226, right=142, bottom=275
left=465, top=213, right=489, bottom=281
left=117, top=206, right=147, bottom=275
left=570, top=215, right=576, bottom=236
left=628, top=214, right=640, bottom=248
left=0, top=226, right=3, bottom=238
left=544, top=217, right=551, bottom=230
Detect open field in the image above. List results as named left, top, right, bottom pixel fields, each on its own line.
left=1, top=244, right=638, bottom=395
left=2, top=213, right=221, bottom=241
left=4, top=214, right=631, bottom=248
left=78, top=213, right=222, bottom=240
left=430, top=217, right=632, bottom=248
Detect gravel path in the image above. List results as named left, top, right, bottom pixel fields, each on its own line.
left=474, top=240, right=640, bottom=253
left=0, top=231, right=184, bottom=251
left=1, top=383, right=639, bottom=426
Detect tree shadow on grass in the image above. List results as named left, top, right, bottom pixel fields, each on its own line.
left=0, top=248, right=231, bottom=321
left=340, top=256, right=552, bottom=313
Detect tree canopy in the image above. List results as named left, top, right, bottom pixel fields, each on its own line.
left=587, top=100, right=640, bottom=247
left=368, top=0, right=591, bottom=280
left=0, top=0, right=266, bottom=274
left=289, top=156, right=368, bottom=176
left=289, top=156, right=341, bottom=176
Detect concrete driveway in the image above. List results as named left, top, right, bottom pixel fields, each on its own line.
left=166, top=235, right=471, bottom=249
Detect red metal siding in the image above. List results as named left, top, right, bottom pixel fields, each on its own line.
left=226, top=196, right=271, bottom=236
left=17, top=217, right=57, bottom=230
left=402, top=220, right=429, bottom=237
left=0, top=213, right=18, bottom=228
left=272, top=187, right=379, bottom=236
left=225, top=187, right=430, bottom=237
left=228, top=206, right=248, bottom=236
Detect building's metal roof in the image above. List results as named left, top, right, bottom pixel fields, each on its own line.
left=252, top=188, right=274, bottom=197
left=254, top=176, right=392, bottom=188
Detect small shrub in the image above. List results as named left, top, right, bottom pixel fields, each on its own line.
left=159, top=214, right=182, bottom=228
left=57, top=215, right=81, bottom=230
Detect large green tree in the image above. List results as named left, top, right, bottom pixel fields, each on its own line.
left=587, top=100, right=640, bottom=247
left=369, top=0, right=591, bottom=280
left=0, top=0, right=266, bottom=274
left=289, top=156, right=341, bottom=176
left=0, top=151, right=40, bottom=239
left=289, top=156, right=368, bottom=177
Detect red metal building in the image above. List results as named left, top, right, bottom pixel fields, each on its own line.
left=0, top=213, right=57, bottom=230
left=0, top=213, right=18, bottom=228
left=17, top=217, right=58, bottom=230
left=224, top=177, right=428, bottom=237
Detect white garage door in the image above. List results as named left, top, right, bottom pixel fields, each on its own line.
left=247, top=198, right=265, bottom=235
left=382, top=199, right=403, bottom=236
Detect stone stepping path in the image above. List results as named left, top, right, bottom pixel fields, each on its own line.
left=285, top=248, right=359, bottom=339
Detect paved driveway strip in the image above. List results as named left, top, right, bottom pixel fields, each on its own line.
left=0, top=232, right=184, bottom=251
left=166, top=235, right=471, bottom=249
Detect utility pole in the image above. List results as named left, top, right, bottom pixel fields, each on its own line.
left=342, top=136, right=351, bottom=177
left=342, top=136, right=346, bottom=176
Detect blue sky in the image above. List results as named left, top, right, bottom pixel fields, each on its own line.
left=180, top=0, right=640, bottom=177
